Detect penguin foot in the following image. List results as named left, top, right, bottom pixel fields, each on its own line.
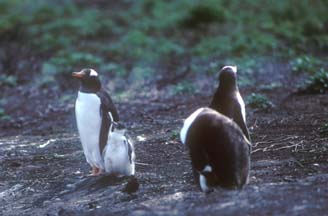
left=88, top=166, right=103, bottom=176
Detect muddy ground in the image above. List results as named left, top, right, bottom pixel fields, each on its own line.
left=0, top=61, right=328, bottom=216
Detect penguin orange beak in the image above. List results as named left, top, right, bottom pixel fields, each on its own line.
left=72, top=71, right=85, bottom=78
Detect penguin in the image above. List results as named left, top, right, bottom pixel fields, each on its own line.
left=180, top=107, right=251, bottom=193
left=103, top=126, right=135, bottom=176
left=72, top=68, right=119, bottom=176
left=209, top=66, right=250, bottom=141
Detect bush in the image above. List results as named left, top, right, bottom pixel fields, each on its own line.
left=46, top=51, right=104, bottom=74
left=246, top=93, right=274, bottom=110
left=181, top=2, right=227, bottom=28
left=290, top=55, right=323, bottom=74
left=172, top=81, right=195, bottom=95
left=298, top=69, right=328, bottom=94
left=0, top=107, right=11, bottom=121
left=0, top=75, right=17, bottom=87
left=1, top=0, right=328, bottom=92
left=320, top=123, right=328, bottom=137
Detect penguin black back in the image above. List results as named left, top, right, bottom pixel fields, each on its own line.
left=209, top=66, right=250, bottom=140
left=182, top=108, right=251, bottom=192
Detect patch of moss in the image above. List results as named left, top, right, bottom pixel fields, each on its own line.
left=298, top=69, right=328, bottom=94
left=290, top=55, right=323, bottom=74
left=0, top=75, right=17, bottom=87
left=181, top=1, right=227, bottom=28
left=319, top=123, right=328, bottom=137
left=172, top=81, right=195, bottom=95
left=246, top=93, right=274, bottom=111
left=0, top=107, right=11, bottom=121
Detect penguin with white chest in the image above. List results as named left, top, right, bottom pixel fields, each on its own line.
left=73, top=68, right=119, bottom=176
left=103, top=128, right=135, bottom=176
left=180, top=107, right=251, bottom=193
left=209, top=66, right=250, bottom=141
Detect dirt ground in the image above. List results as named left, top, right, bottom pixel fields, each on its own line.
left=0, top=61, right=328, bottom=216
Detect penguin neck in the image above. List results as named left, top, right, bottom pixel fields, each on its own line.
left=79, top=82, right=101, bottom=93
left=217, top=83, right=238, bottom=94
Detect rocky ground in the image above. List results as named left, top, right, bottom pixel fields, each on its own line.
left=0, top=61, right=328, bottom=216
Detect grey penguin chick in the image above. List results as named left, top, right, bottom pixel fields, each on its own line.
left=102, top=128, right=135, bottom=176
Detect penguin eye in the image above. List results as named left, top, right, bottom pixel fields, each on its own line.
left=80, top=69, right=89, bottom=76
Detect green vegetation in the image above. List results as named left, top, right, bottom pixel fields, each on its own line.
left=0, top=75, right=17, bottom=87
left=259, top=82, right=282, bottom=91
left=172, top=81, right=196, bottom=95
left=0, top=107, right=11, bottom=121
left=290, top=54, right=327, bottom=95
left=46, top=52, right=104, bottom=74
left=320, top=123, right=328, bottom=137
left=246, top=93, right=274, bottom=110
left=169, top=129, right=180, bottom=139
left=100, top=63, right=127, bottom=78
left=290, top=55, right=323, bottom=74
left=299, top=69, right=328, bottom=94
left=0, top=0, right=327, bottom=88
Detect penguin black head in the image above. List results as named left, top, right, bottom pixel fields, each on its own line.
left=72, top=68, right=101, bottom=93
left=218, top=66, right=237, bottom=90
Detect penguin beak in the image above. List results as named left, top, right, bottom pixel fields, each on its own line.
left=72, top=71, right=85, bottom=78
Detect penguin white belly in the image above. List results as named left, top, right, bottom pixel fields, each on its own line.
left=236, top=92, right=246, bottom=122
left=75, top=92, right=104, bottom=169
left=103, top=130, right=135, bottom=176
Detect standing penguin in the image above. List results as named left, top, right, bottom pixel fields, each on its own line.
left=209, top=66, right=250, bottom=141
left=72, top=68, right=119, bottom=176
left=180, top=107, right=251, bottom=193
left=103, top=128, right=135, bottom=176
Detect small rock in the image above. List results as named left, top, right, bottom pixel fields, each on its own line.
left=122, top=176, right=139, bottom=194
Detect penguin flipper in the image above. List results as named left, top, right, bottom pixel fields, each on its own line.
left=97, top=89, right=119, bottom=154
left=233, top=105, right=251, bottom=141
left=97, top=89, right=119, bottom=122
left=99, top=103, right=111, bottom=154
left=124, top=138, right=134, bottom=164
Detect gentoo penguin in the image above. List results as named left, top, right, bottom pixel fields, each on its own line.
left=72, top=68, right=119, bottom=176
left=209, top=66, right=250, bottom=141
left=103, top=128, right=135, bottom=176
left=180, top=107, right=251, bottom=193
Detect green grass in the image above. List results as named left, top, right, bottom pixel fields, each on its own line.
left=246, top=93, right=274, bottom=110
left=259, top=82, right=282, bottom=91
left=299, top=69, right=328, bottom=94
left=290, top=55, right=323, bottom=74
left=320, top=123, right=328, bottom=137
left=1, top=0, right=327, bottom=88
left=169, top=129, right=180, bottom=139
left=47, top=51, right=104, bottom=74
left=172, top=81, right=196, bottom=95
left=100, top=63, right=127, bottom=78
left=0, top=75, right=17, bottom=87
left=0, top=107, right=11, bottom=121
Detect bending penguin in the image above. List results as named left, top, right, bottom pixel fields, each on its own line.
left=209, top=66, right=250, bottom=141
left=180, top=107, right=251, bottom=193
left=72, top=69, right=134, bottom=175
